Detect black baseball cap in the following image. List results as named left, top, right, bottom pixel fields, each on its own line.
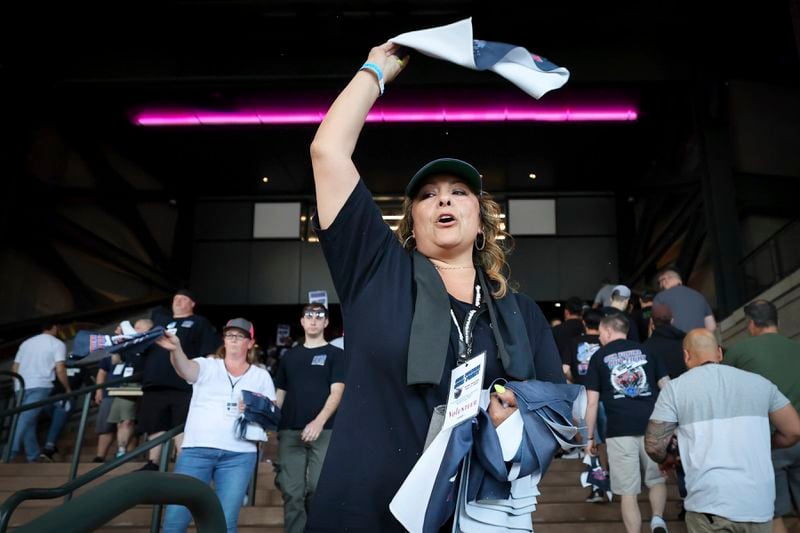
left=405, top=158, right=482, bottom=198
left=175, top=288, right=196, bottom=301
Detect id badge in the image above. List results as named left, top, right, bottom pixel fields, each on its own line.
left=442, top=351, right=486, bottom=431
left=123, top=366, right=134, bottom=378
left=112, top=364, right=125, bottom=376
left=225, top=401, right=239, bottom=418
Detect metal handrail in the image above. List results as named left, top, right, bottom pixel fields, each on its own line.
left=0, top=372, right=24, bottom=462
left=0, top=372, right=140, bottom=418
left=8, top=471, right=225, bottom=533
left=0, top=371, right=25, bottom=393
left=0, top=370, right=266, bottom=530
left=739, top=216, right=800, bottom=300
left=739, top=215, right=800, bottom=265
left=0, top=423, right=185, bottom=532
left=0, top=372, right=141, bottom=465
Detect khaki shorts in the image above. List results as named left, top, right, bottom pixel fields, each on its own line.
left=107, top=398, right=138, bottom=423
left=606, top=435, right=665, bottom=495
left=685, top=511, right=771, bottom=533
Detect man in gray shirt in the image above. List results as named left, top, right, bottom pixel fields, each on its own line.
left=645, top=329, right=800, bottom=532
left=654, top=269, right=716, bottom=333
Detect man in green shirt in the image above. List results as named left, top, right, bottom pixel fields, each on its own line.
left=725, top=299, right=800, bottom=533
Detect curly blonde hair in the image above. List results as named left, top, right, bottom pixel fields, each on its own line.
left=395, top=192, right=514, bottom=298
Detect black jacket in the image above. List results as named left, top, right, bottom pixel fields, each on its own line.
left=642, top=324, right=687, bottom=379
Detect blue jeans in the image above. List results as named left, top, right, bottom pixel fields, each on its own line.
left=44, top=400, right=71, bottom=449
left=162, top=447, right=257, bottom=533
left=11, top=387, right=52, bottom=462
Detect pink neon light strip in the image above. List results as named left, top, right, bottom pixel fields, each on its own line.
left=133, top=107, right=638, bottom=126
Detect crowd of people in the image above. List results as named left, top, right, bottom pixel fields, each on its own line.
left=5, top=42, right=800, bottom=533
left=552, top=286, right=800, bottom=533
left=6, top=291, right=349, bottom=533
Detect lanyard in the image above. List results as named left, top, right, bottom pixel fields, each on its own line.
left=450, top=284, right=485, bottom=365
left=226, top=364, right=250, bottom=396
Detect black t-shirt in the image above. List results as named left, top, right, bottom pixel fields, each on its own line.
left=630, top=306, right=652, bottom=342
left=307, top=180, right=564, bottom=533
left=141, top=314, right=220, bottom=391
left=585, top=338, right=666, bottom=438
left=553, top=318, right=585, bottom=364
left=274, top=344, right=347, bottom=430
left=565, top=333, right=601, bottom=386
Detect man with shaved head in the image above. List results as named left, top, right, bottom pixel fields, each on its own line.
left=646, top=329, right=800, bottom=532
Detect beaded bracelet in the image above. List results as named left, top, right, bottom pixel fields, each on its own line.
left=359, top=62, right=384, bottom=96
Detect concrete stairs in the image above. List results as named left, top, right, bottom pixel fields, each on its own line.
left=3, top=414, right=798, bottom=532
left=2, top=454, right=690, bottom=532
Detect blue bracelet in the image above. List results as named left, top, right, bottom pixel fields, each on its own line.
left=360, top=62, right=385, bottom=96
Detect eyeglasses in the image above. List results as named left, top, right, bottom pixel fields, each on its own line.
left=224, top=333, right=249, bottom=341
left=303, top=311, right=327, bottom=320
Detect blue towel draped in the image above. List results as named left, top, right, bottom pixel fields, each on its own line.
left=235, top=390, right=281, bottom=440
left=71, top=326, right=166, bottom=359
left=392, top=380, right=586, bottom=532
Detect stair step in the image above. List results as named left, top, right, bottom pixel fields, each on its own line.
left=538, top=469, right=675, bottom=487
left=7, top=505, right=285, bottom=528
left=534, top=523, right=686, bottom=532
left=534, top=501, right=683, bottom=522
left=6, top=501, right=683, bottom=528
left=537, top=484, right=681, bottom=502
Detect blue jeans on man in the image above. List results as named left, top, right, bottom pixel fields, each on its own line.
left=162, top=447, right=257, bottom=533
left=11, top=387, right=52, bottom=462
left=44, top=400, right=71, bottom=451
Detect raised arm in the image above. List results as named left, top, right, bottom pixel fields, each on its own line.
left=155, top=331, right=200, bottom=383
left=310, top=43, right=408, bottom=229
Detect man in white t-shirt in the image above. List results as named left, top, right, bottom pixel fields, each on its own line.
left=11, top=324, right=70, bottom=462
left=645, top=329, right=800, bottom=532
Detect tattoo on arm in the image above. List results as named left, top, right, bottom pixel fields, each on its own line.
left=645, top=420, right=678, bottom=463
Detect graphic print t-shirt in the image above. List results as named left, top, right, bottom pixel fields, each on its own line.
left=566, top=333, right=601, bottom=386
left=585, top=338, right=666, bottom=437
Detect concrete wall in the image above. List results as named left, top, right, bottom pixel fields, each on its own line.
left=719, top=267, right=800, bottom=347
left=190, top=195, right=619, bottom=305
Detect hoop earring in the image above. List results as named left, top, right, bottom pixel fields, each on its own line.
left=475, top=233, right=485, bottom=251
left=403, top=234, right=416, bottom=249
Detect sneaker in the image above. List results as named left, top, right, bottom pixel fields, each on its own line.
left=40, top=447, right=57, bottom=461
left=92, top=457, right=104, bottom=463
left=585, top=488, right=604, bottom=503
left=138, top=461, right=159, bottom=471
left=650, top=515, right=668, bottom=533
left=36, top=453, right=53, bottom=463
left=115, top=450, right=126, bottom=459
left=561, top=448, right=582, bottom=459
